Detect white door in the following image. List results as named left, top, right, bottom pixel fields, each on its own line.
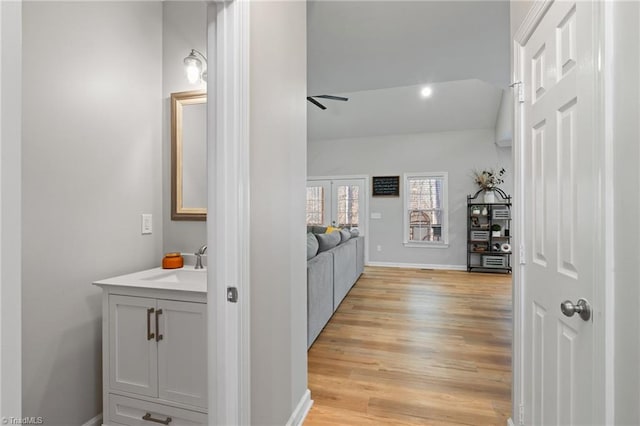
left=307, top=177, right=367, bottom=237
left=109, top=295, right=158, bottom=398
left=519, top=1, right=602, bottom=424
left=157, top=300, right=208, bottom=409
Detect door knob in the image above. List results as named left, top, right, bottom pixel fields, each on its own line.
left=560, top=298, right=591, bottom=321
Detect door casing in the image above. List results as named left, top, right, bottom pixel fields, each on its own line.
left=207, top=1, right=251, bottom=424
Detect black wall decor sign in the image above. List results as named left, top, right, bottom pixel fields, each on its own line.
left=372, top=176, right=400, bottom=197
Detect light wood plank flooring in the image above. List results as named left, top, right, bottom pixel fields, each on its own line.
left=305, top=266, right=512, bottom=425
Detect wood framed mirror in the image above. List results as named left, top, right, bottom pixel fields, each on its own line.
left=171, top=90, right=207, bottom=220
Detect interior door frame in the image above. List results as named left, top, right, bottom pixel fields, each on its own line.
left=207, top=0, right=251, bottom=424
left=511, top=1, right=612, bottom=424
left=0, top=0, right=23, bottom=419
left=307, top=175, right=370, bottom=264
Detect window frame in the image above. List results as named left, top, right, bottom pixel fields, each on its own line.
left=403, top=172, right=449, bottom=248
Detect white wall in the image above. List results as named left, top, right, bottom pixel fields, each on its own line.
left=610, top=2, right=640, bottom=423
left=249, top=1, right=308, bottom=423
left=22, top=2, right=163, bottom=424
left=0, top=0, right=22, bottom=419
left=309, top=129, right=513, bottom=269
left=162, top=1, right=207, bottom=255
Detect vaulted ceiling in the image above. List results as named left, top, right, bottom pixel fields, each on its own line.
left=307, top=1, right=511, bottom=142
left=308, top=79, right=503, bottom=141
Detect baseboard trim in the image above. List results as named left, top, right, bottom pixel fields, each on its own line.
left=507, top=417, right=515, bottom=426
left=82, top=413, right=103, bottom=426
left=285, top=388, right=313, bottom=426
left=366, top=261, right=467, bottom=271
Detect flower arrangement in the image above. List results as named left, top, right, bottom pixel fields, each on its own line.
left=473, top=168, right=505, bottom=190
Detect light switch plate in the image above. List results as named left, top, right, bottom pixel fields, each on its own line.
left=141, top=214, right=152, bottom=235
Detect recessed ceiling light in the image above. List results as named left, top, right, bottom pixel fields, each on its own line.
left=421, top=86, right=433, bottom=98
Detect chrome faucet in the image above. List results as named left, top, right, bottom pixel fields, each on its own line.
left=195, top=244, right=207, bottom=269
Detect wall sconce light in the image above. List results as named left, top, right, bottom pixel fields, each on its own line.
left=184, top=49, right=207, bottom=84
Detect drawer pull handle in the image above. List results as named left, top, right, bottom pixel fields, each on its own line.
left=142, top=413, right=172, bottom=425
left=155, top=309, right=163, bottom=342
left=146, top=308, right=155, bottom=341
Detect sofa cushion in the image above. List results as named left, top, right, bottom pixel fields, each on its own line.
left=350, top=228, right=360, bottom=238
left=316, top=231, right=340, bottom=252
left=306, top=233, right=319, bottom=260
left=339, top=228, right=351, bottom=243
left=332, top=239, right=358, bottom=310
left=307, top=251, right=333, bottom=348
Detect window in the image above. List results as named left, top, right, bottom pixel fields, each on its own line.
left=306, top=186, right=325, bottom=225
left=404, top=172, right=448, bottom=246
left=335, top=185, right=360, bottom=228
left=306, top=178, right=366, bottom=233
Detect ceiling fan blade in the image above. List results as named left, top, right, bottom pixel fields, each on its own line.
left=307, top=96, right=327, bottom=110
left=313, top=95, right=349, bottom=102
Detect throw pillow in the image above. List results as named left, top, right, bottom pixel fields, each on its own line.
left=325, top=226, right=340, bottom=234
left=311, top=225, right=327, bottom=234
left=306, top=233, right=319, bottom=260
left=339, top=229, right=351, bottom=243
left=316, top=231, right=341, bottom=252
left=350, top=228, right=360, bottom=238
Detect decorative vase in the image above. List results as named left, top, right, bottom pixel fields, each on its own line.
left=484, top=190, right=495, bottom=203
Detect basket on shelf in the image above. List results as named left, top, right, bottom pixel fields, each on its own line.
left=482, top=256, right=508, bottom=268
left=470, top=230, right=490, bottom=241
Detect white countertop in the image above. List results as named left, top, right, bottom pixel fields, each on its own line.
left=93, top=265, right=207, bottom=293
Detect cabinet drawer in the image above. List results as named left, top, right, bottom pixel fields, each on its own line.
left=109, top=394, right=207, bottom=426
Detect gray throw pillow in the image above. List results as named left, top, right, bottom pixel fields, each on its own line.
left=316, top=231, right=340, bottom=252
left=312, top=225, right=327, bottom=234
left=306, top=233, right=319, bottom=260
left=350, top=228, right=360, bottom=238
left=339, top=229, right=351, bottom=243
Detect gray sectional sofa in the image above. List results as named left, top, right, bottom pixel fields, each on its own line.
left=306, top=226, right=365, bottom=348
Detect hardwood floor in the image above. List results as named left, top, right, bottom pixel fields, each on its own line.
left=305, top=266, right=512, bottom=426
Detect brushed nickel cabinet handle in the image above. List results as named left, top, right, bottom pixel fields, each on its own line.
left=155, top=309, right=163, bottom=342
left=142, top=413, right=172, bottom=425
left=146, top=308, right=155, bottom=341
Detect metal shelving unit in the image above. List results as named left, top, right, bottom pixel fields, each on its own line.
left=467, top=188, right=512, bottom=274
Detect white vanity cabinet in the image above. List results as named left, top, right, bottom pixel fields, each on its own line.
left=94, top=267, right=207, bottom=426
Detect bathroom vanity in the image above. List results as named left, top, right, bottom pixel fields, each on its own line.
left=93, top=267, right=207, bottom=425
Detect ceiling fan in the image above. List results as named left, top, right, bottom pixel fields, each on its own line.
left=307, top=94, right=349, bottom=110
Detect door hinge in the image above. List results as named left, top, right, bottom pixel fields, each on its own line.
left=227, top=286, right=238, bottom=303
left=519, top=244, right=526, bottom=264
left=510, top=81, right=525, bottom=103
left=518, top=404, right=525, bottom=425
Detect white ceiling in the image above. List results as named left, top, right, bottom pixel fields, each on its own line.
left=307, top=1, right=510, bottom=95
left=308, top=79, right=503, bottom=141
left=307, top=1, right=511, bottom=142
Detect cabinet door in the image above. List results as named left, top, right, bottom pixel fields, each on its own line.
left=109, top=295, right=158, bottom=398
left=157, top=300, right=207, bottom=408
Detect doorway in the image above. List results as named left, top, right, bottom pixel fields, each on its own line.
left=305, top=0, right=514, bottom=423
left=307, top=176, right=368, bottom=239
